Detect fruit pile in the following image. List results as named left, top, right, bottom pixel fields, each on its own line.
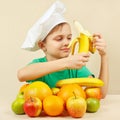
left=11, top=80, right=102, bottom=118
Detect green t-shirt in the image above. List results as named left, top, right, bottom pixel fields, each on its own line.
left=27, top=56, right=94, bottom=88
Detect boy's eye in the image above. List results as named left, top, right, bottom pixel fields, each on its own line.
left=55, top=37, right=63, bottom=41
left=68, top=37, right=72, bottom=40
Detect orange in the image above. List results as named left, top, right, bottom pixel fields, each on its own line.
left=24, top=81, right=52, bottom=101
left=43, top=95, right=64, bottom=116
left=57, top=84, right=86, bottom=103
left=19, top=83, right=29, bottom=94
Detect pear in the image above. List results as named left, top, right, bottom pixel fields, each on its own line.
left=11, top=93, right=25, bottom=114
left=16, top=92, right=24, bottom=99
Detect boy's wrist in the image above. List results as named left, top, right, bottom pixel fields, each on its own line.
left=57, top=58, right=69, bottom=70
left=61, top=57, right=70, bottom=70
left=100, top=53, right=108, bottom=63
left=100, top=52, right=108, bottom=58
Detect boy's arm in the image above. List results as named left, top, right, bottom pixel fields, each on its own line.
left=17, top=53, right=90, bottom=82
left=92, top=33, right=109, bottom=98
left=17, top=58, right=67, bottom=82
left=99, top=54, right=109, bottom=98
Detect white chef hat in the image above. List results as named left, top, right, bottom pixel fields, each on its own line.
left=21, top=0, right=66, bottom=51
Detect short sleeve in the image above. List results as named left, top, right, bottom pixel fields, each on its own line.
left=76, top=66, right=95, bottom=78
left=27, top=57, right=47, bottom=65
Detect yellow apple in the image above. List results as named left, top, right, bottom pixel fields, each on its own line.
left=85, top=87, right=102, bottom=100
left=66, top=95, right=87, bottom=118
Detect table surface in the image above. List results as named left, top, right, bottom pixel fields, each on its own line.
left=1, top=94, right=120, bottom=120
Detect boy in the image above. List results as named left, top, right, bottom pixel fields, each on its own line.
left=17, top=1, right=109, bottom=98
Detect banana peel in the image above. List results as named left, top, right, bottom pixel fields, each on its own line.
left=68, top=20, right=96, bottom=54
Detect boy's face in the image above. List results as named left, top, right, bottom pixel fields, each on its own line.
left=43, top=23, right=72, bottom=60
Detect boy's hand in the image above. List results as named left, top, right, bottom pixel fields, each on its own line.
left=65, top=53, right=90, bottom=69
left=92, top=33, right=107, bottom=56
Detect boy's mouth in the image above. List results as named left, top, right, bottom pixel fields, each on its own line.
left=61, top=48, right=70, bottom=51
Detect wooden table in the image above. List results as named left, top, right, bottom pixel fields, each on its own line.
left=1, top=95, right=120, bottom=120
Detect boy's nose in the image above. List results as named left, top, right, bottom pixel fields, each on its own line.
left=64, top=39, right=70, bottom=46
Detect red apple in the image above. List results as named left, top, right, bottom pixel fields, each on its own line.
left=23, top=97, right=42, bottom=117
left=85, top=87, right=102, bottom=100
left=66, top=94, right=87, bottom=118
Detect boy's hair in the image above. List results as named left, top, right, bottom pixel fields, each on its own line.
left=49, top=22, right=68, bottom=34
left=43, top=22, right=68, bottom=41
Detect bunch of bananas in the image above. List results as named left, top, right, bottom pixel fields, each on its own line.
left=56, top=78, right=104, bottom=88
left=68, top=20, right=96, bottom=55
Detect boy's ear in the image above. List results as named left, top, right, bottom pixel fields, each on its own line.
left=38, top=41, right=46, bottom=51
left=38, top=41, right=44, bottom=48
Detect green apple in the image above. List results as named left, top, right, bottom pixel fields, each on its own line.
left=11, top=98, right=25, bottom=114
left=86, top=98, right=100, bottom=113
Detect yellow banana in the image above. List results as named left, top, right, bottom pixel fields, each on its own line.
left=78, top=33, right=89, bottom=53
left=56, top=78, right=104, bottom=87
left=51, top=87, right=60, bottom=95
left=68, top=20, right=96, bottom=54
left=68, top=38, right=78, bottom=55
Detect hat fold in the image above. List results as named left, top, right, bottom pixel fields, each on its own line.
left=21, top=0, right=66, bottom=51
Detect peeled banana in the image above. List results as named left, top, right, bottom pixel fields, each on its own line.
left=68, top=20, right=96, bottom=54
left=56, top=78, right=104, bottom=87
